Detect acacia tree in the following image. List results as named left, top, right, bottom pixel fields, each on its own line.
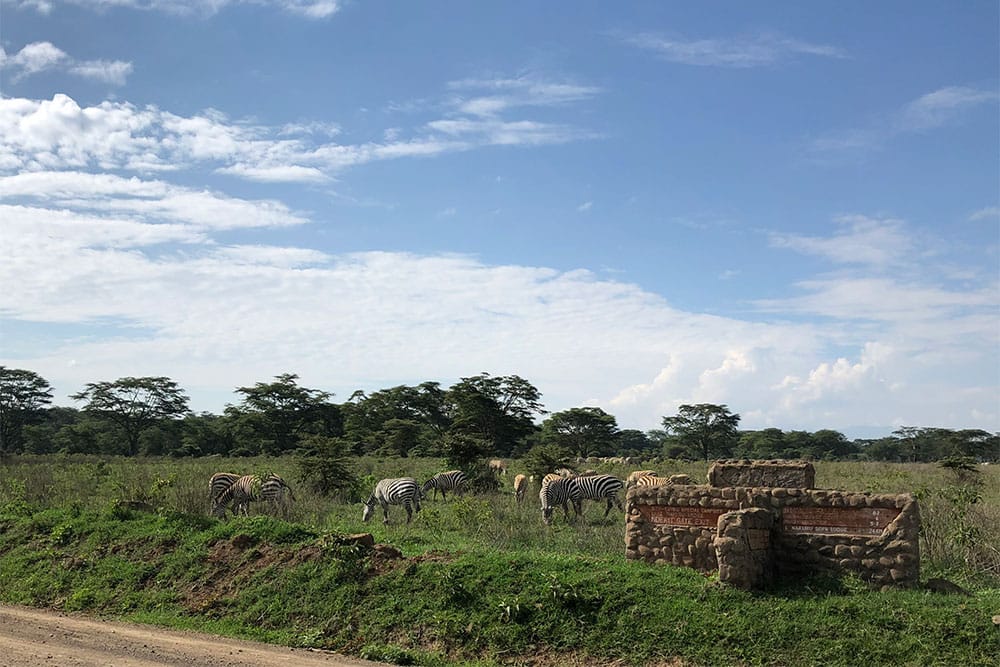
left=446, top=373, right=545, bottom=456
left=0, top=367, right=54, bottom=454
left=71, top=376, right=189, bottom=456
left=227, top=373, right=339, bottom=455
left=662, top=403, right=741, bottom=461
left=540, top=407, right=620, bottom=458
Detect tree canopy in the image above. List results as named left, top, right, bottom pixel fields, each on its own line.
left=71, top=376, right=189, bottom=456
left=662, top=404, right=741, bottom=461
left=0, top=367, right=54, bottom=454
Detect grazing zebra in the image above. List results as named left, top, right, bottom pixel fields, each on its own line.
left=421, top=470, right=468, bottom=500
left=626, top=470, right=658, bottom=487
left=363, top=477, right=422, bottom=524
left=211, top=473, right=294, bottom=518
left=630, top=474, right=671, bottom=488
left=569, top=474, right=624, bottom=518
left=209, top=472, right=240, bottom=505
left=539, top=476, right=582, bottom=525
left=513, top=474, right=527, bottom=504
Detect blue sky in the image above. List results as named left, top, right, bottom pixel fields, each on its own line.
left=1, top=1, right=997, bottom=439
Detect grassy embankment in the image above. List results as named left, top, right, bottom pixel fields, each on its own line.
left=0, top=456, right=998, bottom=666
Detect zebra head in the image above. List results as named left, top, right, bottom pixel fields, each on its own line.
left=361, top=497, right=376, bottom=523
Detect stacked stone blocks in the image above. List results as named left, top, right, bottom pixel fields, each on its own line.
left=624, top=460, right=920, bottom=590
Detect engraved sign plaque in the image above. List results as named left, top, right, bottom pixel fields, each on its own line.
left=638, top=505, right=727, bottom=527
left=782, top=506, right=899, bottom=536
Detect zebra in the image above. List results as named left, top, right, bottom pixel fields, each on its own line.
left=631, top=474, right=694, bottom=488
left=209, top=472, right=240, bottom=508
left=211, top=473, right=295, bottom=518
left=363, top=477, right=422, bottom=524
left=569, top=474, right=624, bottom=519
left=539, top=475, right=582, bottom=525
left=513, top=473, right=527, bottom=504
left=421, top=470, right=468, bottom=500
left=626, top=470, right=658, bottom=488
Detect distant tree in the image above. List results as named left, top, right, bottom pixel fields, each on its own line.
left=858, top=437, right=904, bottom=462
left=446, top=373, right=545, bottom=456
left=618, top=429, right=654, bottom=457
left=442, top=432, right=497, bottom=491
left=71, top=376, right=189, bottom=456
left=539, top=407, right=619, bottom=458
left=662, top=404, right=741, bottom=461
left=180, top=412, right=236, bottom=456
left=296, top=434, right=358, bottom=499
left=807, top=429, right=857, bottom=460
left=0, top=367, right=54, bottom=455
left=736, top=428, right=786, bottom=459
left=342, top=383, right=448, bottom=454
left=522, top=443, right=576, bottom=482
left=22, top=407, right=81, bottom=454
left=377, top=418, right=423, bottom=457
left=226, top=373, right=339, bottom=455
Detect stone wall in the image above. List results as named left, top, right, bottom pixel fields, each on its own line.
left=624, top=484, right=920, bottom=589
left=707, top=459, right=815, bottom=489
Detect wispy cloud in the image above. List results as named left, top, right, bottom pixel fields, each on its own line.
left=11, top=0, right=341, bottom=19
left=1, top=42, right=132, bottom=84
left=621, top=31, right=846, bottom=67
left=969, top=206, right=999, bottom=221
left=768, top=215, right=917, bottom=269
left=896, top=86, right=1000, bottom=133
left=810, top=85, right=998, bottom=156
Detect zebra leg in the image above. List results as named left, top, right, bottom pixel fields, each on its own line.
left=380, top=500, right=390, bottom=524
left=404, top=502, right=413, bottom=523
left=603, top=498, right=613, bottom=518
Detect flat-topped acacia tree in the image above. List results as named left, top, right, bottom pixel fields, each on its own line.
left=71, top=376, right=189, bottom=456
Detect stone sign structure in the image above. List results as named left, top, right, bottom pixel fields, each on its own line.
left=707, top=459, right=815, bottom=489
left=625, top=460, right=920, bottom=590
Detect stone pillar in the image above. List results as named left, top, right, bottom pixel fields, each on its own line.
left=713, top=508, right=775, bottom=590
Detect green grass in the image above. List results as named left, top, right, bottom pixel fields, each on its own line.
left=0, top=455, right=998, bottom=665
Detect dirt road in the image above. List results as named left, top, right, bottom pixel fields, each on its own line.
left=0, top=605, right=390, bottom=667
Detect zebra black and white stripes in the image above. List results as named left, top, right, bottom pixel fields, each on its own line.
left=363, top=477, right=422, bottom=524
left=539, top=476, right=582, bottom=525
left=570, top=474, right=624, bottom=518
left=210, top=473, right=294, bottom=518
left=421, top=470, right=467, bottom=500
left=209, top=472, right=240, bottom=508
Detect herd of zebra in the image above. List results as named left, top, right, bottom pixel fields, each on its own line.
left=209, top=468, right=687, bottom=525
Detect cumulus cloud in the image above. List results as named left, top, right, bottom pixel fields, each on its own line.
left=0, top=88, right=598, bottom=182
left=621, top=31, right=846, bottom=67
left=2, top=42, right=132, bottom=85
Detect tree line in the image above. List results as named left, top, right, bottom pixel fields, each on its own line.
left=1, top=366, right=996, bottom=465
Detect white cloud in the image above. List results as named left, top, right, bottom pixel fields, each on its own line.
left=577, top=201, right=593, bottom=212
left=969, top=206, right=999, bottom=221
left=622, top=31, right=846, bottom=67
left=2, top=42, right=131, bottom=85
left=896, top=86, right=999, bottom=132
left=3, top=205, right=997, bottom=435
left=69, top=59, right=134, bottom=85
left=810, top=85, right=998, bottom=156
left=769, top=215, right=915, bottom=269
left=0, top=89, right=598, bottom=182
left=12, top=0, right=341, bottom=18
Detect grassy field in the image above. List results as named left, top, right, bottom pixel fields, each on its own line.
left=0, top=455, right=998, bottom=666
